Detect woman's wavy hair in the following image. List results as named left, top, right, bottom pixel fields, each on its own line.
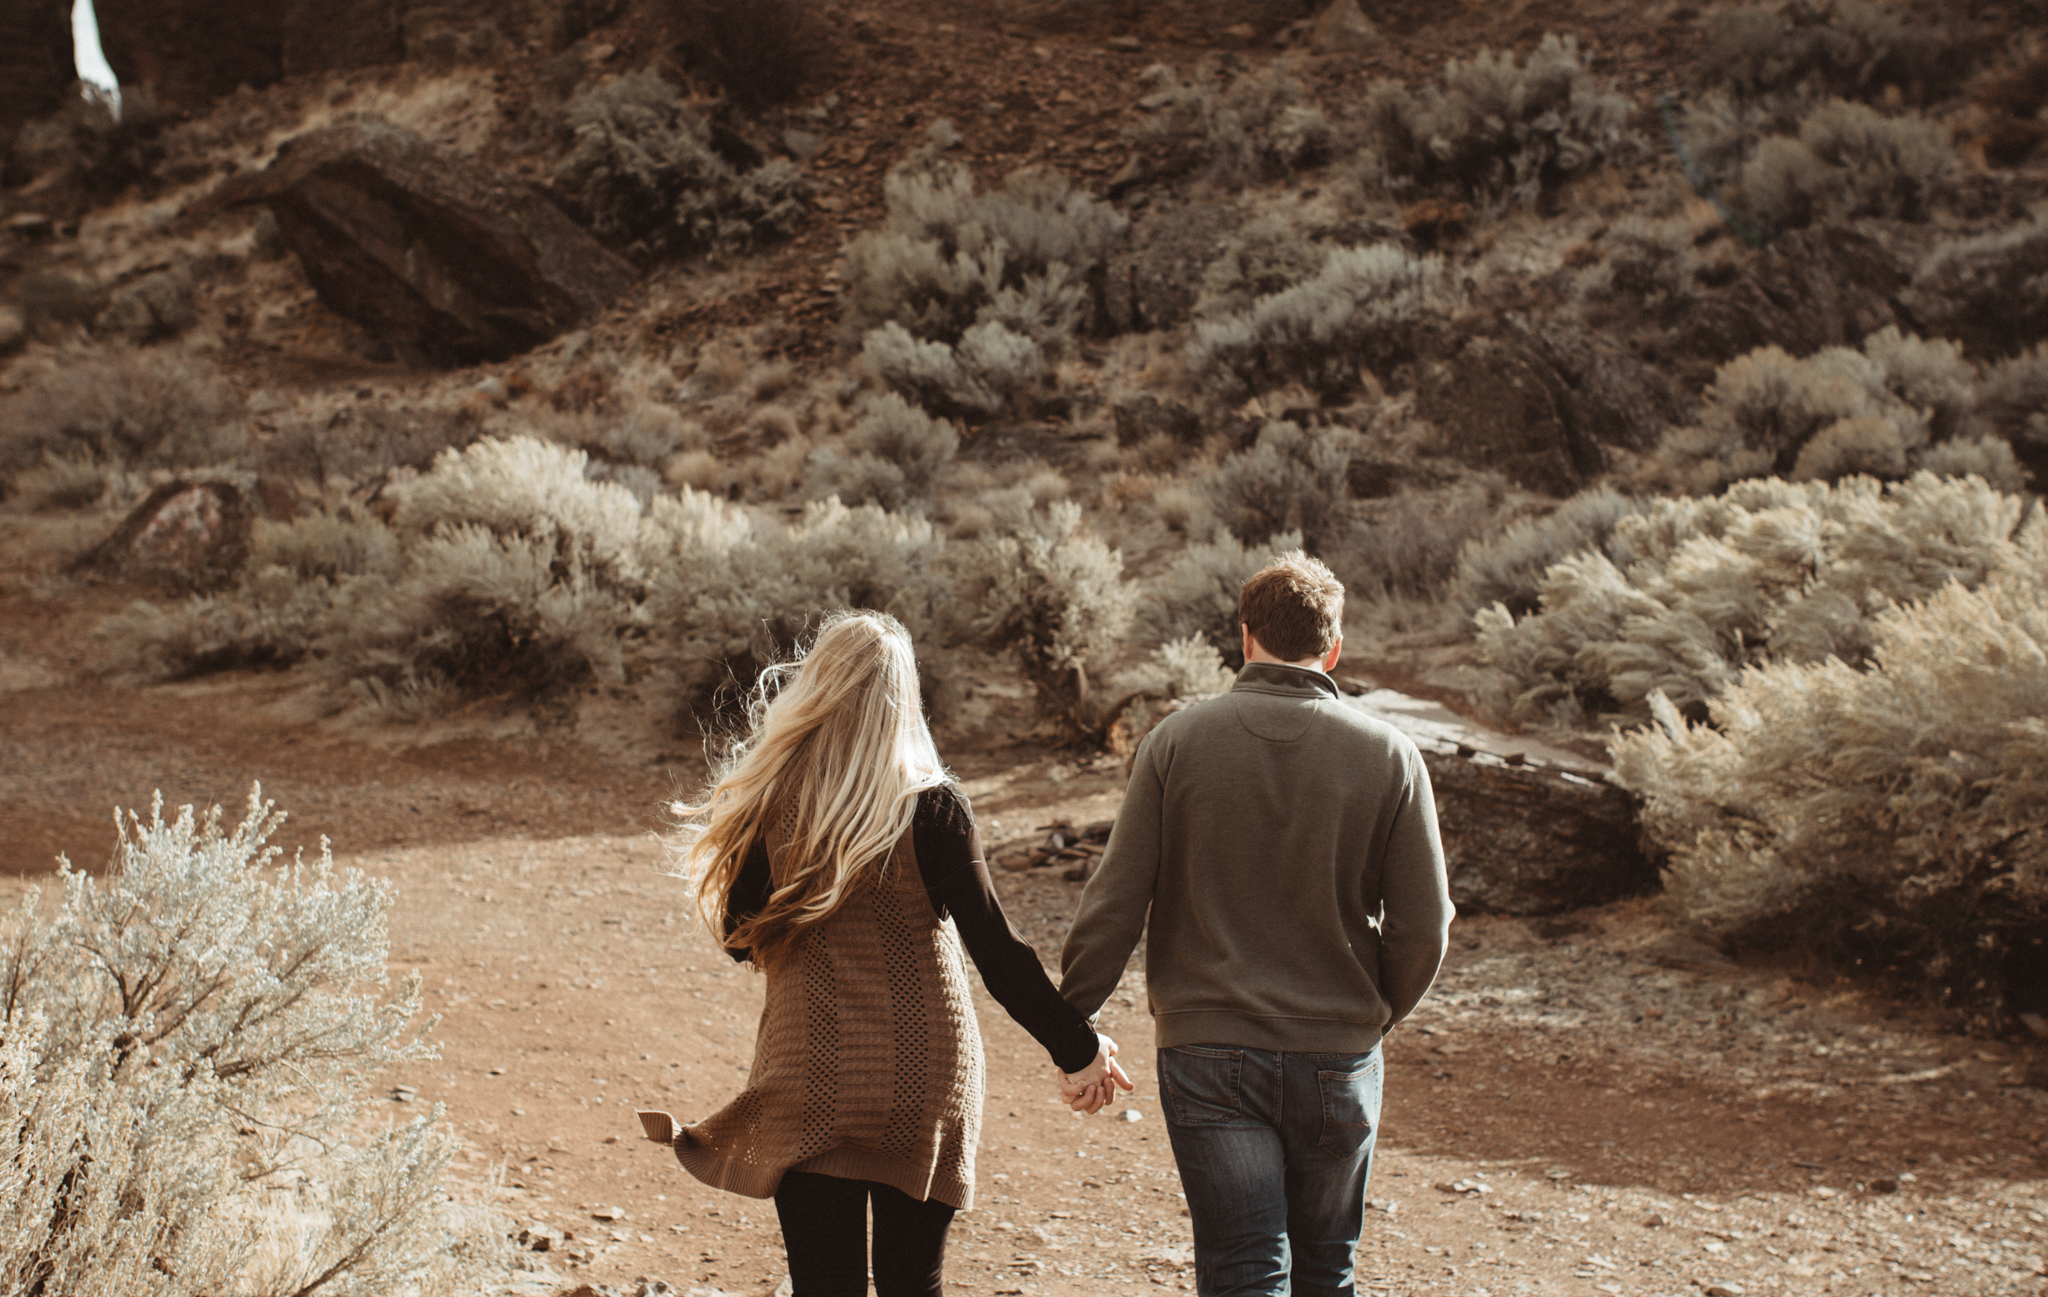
left=670, top=610, right=947, bottom=966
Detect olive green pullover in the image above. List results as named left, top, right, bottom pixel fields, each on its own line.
left=1059, top=662, right=1453, bottom=1052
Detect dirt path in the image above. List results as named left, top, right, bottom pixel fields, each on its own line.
left=4, top=573, right=2046, bottom=1296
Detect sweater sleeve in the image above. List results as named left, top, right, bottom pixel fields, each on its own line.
left=1058, top=730, right=1164, bottom=1021
left=721, top=835, right=773, bottom=963
left=1377, top=742, right=1454, bottom=1026
left=915, top=788, right=1101, bottom=1075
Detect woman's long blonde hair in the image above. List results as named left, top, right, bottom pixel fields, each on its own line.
left=672, top=610, right=947, bottom=965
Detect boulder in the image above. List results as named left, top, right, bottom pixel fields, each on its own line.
left=77, top=480, right=252, bottom=591
left=1341, top=686, right=1657, bottom=915
left=232, top=121, right=636, bottom=365
left=1417, top=336, right=1586, bottom=495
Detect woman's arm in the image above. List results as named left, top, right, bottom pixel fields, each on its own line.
left=914, top=788, right=1100, bottom=1074
left=721, top=835, right=772, bottom=962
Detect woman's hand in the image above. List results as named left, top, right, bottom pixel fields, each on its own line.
left=1057, top=1033, right=1135, bottom=1114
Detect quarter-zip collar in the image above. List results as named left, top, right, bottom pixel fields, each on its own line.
left=1231, top=660, right=1341, bottom=701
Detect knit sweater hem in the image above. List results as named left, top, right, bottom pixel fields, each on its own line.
left=1154, top=1009, right=1385, bottom=1055
left=671, top=1140, right=779, bottom=1201
left=672, top=1140, right=975, bottom=1211
left=795, top=1145, right=974, bottom=1212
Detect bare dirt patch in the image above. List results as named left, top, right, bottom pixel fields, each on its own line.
left=3, top=689, right=2044, bottom=1296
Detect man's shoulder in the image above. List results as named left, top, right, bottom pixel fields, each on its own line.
left=1144, top=686, right=1423, bottom=762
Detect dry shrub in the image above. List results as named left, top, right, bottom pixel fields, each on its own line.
left=0, top=346, right=246, bottom=482
left=1125, top=60, right=1334, bottom=189
left=949, top=501, right=1134, bottom=735
left=552, top=67, right=811, bottom=260
left=0, top=789, right=499, bottom=1296
left=1451, top=486, right=1645, bottom=617
left=1206, top=421, right=1361, bottom=553
left=803, top=394, right=961, bottom=509
left=1335, top=479, right=1513, bottom=601
left=841, top=136, right=1126, bottom=416
left=647, top=494, right=950, bottom=718
left=1613, top=523, right=2048, bottom=1024
left=1695, top=0, right=1965, bottom=104
left=1188, top=244, right=1448, bottom=400
left=1641, top=330, right=2027, bottom=496
left=1731, top=98, right=1953, bottom=232
left=1132, top=529, right=1303, bottom=664
left=1351, top=34, right=1634, bottom=213
left=1473, top=472, right=2036, bottom=726
left=1909, top=213, right=2048, bottom=359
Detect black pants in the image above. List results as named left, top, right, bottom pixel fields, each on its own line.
left=772, top=1170, right=956, bottom=1297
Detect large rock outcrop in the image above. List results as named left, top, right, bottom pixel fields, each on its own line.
left=233, top=120, right=636, bottom=365
left=1346, top=687, right=1656, bottom=916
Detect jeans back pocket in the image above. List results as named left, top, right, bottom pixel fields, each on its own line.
left=1160, top=1045, right=1245, bottom=1126
left=1316, top=1053, right=1382, bottom=1159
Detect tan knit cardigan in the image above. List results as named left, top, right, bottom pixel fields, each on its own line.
left=673, top=806, right=985, bottom=1209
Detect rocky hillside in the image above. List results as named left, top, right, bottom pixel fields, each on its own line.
left=4, top=0, right=2048, bottom=1023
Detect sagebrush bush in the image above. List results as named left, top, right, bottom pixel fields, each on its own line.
left=1126, top=61, right=1334, bottom=188
left=551, top=68, right=811, bottom=259
left=649, top=494, right=949, bottom=714
left=1352, top=34, right=1633, bottom=212
left=1612, top=526, right=2048, bottom=1022
left=1451, top=486, right=1644, bottom=616
left=1336, top=480, right=1514, bottom=600
left=1733, top=99, right=1953, bottom=231
left=1473, top=473, right=2037, bottom=726
left=1188, top=244, right=1448, bottom=399
left=1696, top=0, right=1961, bottom=104
left=1137, top=635, right=1239, bottom=700
left=841, top=145, right=1126, bottom=415
left=1132, top=529, right=1303, bottom=662
left=1641, top=330, right=2025, bottom=495
left=1910, top=213, right=2048, bottom=357
left=860, top=319, right=1042, bottom=417
left=326, top=526, right=631, bottom=716
left=8, top=449, right=114, bottom=512
left=0, top=346, right=246, bottom=479
left=1195, top=216, right=1329, bottom=319
left=0, top=789, right=493, bottom=1296
left=951, top=501, right=1134, bottom=735
left=1207, top=422, right=1361, bottom=553
left=803, top=393, right=960, bottom=508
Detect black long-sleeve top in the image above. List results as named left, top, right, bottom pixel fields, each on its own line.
left=723, top=785, right=1100, bottom=1074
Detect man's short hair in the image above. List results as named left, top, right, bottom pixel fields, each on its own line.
left=1238, top=551, right=1344, bottom=663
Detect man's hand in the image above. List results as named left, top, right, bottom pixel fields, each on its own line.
left=1057, top=1033, right=1135, bottom=1114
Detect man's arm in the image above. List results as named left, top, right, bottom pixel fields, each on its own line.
left=1058, top=733, right=1167, bottom=1020
left=1378, top=743, right=1453, bottom=1026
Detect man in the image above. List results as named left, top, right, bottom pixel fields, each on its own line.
left=1058, top=551, right=1453, bottom=1297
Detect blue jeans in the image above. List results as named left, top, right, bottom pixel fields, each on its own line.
left=1158, top=1044, right=1383, bottom=1297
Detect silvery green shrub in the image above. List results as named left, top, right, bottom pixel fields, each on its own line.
left=1612, top=517, right=2048, bottom=1022
left=0, top=789, right=497, bottom=1296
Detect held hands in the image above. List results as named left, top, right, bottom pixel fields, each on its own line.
left=1057, top=1033, right=1136, bottom=1115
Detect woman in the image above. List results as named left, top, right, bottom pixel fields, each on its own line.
left=668, top=610, right=1130, bottom=1297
